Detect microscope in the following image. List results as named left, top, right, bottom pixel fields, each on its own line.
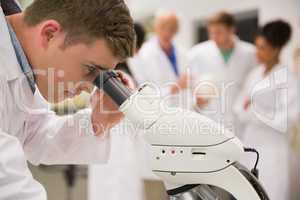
left=93, top=70, right=269, bottom=200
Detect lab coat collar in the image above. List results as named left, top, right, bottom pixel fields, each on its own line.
left=0, top=6, right=23, bottom=81
left=214, top=36, right=242, bottom=66
left=267, top=62, right=284, bottom=73
left=212, top=35, right=241, bottom=50
left=152, top=36, right=176, bottom=53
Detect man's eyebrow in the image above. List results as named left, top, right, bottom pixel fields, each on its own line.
left=88, top=62, right=108, bottom=71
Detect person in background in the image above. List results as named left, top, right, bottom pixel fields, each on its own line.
left=289, top=48, right=300, bottom=200
left=115, top=22, right=146, bottom=84
left=294, top=48, right=300, bottom=78
left=234, top=20, right=299, bottom=200
left=188, top=11, right=257, bottom=134
left=138, top=11, right=189, bottom=96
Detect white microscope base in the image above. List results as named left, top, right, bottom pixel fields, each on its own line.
left=154, top=165, right=263, bottom=200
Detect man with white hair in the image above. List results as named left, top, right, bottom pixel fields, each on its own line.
left=137, top=11, right=189, bottom=96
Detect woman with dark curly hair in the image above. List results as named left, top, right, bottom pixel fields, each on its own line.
left=234, top=20, right=299, bottom=200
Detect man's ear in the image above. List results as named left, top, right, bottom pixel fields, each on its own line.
left=39, top=20, right=62, bottom=49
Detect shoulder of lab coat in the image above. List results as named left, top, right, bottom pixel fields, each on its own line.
left=188, top=39, right=257, bottom=69
left=235, top=39, right=258, bottom=66
left=140, top=36, right=188, bottom=73
left=127, top=54, right=148, bottom=85
left=188, top=38, right=257, bottom=93
left=139, top=36, right=159, bottom=57
left=136, top=37, right=160, bottom=82
left=234, top=39, right=258, bottom=86
left=0, top=9, right=111, bottom=165
left=235, top=39, right=255, bottom=53
left=0, top=131, right=47, bottom=200
left=187, top=40, right=215, bottom=64
left=187, top=40, right=221, bottom=76
left=175, top=43, right=188, bottom=74
left=188, top=40, right=214, bottom=55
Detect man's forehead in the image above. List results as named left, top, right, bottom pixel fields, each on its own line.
left=86, top=40, right=119, bottom=67
left=159, top=17, right=178, bottom=26
left=208, top=23, right=233, bottom=30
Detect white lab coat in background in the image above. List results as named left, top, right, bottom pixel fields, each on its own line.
left=233, top=64, right=299, bottom=200
left=135, top=37, right=188, bottom=96
left=188, top=38, right=257, bottom=134
left=89, top=122, right=157, bottom=200
left=126, top=54, right=147, bottom=85
left=0, top=6, right=111, bottom=199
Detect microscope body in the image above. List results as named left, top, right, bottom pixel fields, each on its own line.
left=94, top=71, right=269, bottom=200
left=119, top=84, right=268, bottom=200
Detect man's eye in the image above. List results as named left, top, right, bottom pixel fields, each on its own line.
left=85, top=65, right=97, bottom=75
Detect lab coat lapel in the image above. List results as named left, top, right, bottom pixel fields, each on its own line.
left=227, top=38, right=248, bottom=83
left=213, top=41, right=226, bottom=66
left=0, top=6, right=23, bottom=81
left=227, top=38, right=241, bottom=70
left=207, top=41, right=227, bottom=80
left=0, top=7, right=35, bottom=138
left=154, top=38, right=178, bottom=80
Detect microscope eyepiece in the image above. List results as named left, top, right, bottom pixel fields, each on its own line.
left=93, top=70, right=133, bottom=106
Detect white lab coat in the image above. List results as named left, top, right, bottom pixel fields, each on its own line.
left=135, top=37, right=188, bottom=95
left=126, top=54, right=146, bottom=85
left=187, top=39, right=257, bottom=134
left=233, top=64, right=299, bottom=200
left=0, top=6, right=111, bottom=199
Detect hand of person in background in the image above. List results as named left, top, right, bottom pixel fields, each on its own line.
left=90, top=70, right=135, bottom=136
left=195, top=96, right=209, bottom=108
left=193, top=82, right=218, bottom=109
left=170, top=74, right=190, bottom=94
left=243, top=98, right=251, bottom=111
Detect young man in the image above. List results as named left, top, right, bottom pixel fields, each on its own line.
left=0, top=0, right=135, bottom=199
left=188, top=11, right=257, bottom=134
